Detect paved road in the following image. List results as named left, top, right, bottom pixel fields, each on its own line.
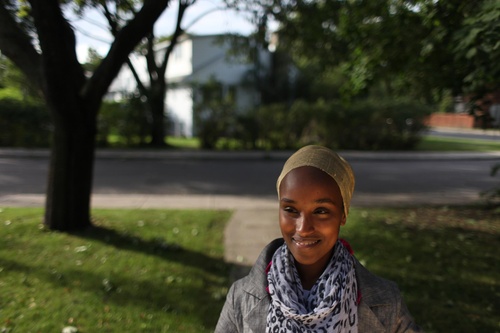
left=1, top=151, right=498, bottom=206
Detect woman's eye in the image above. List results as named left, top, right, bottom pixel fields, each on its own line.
left=314, top=208, right=328, bottom=214
left=283, top=207, right=297, bottom=214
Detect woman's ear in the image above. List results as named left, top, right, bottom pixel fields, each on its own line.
left=341, top=213, right=347, bottom=226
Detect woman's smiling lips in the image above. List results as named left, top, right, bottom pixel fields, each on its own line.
left=292, top=238, right=321, bottom=247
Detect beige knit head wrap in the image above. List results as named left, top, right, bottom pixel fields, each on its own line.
left=276, top=145, right=355, bottom=216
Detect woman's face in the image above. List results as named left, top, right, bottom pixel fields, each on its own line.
left=279, top=166, right=346, bottom=271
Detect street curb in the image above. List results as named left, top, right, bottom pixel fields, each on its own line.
left=0, top=148, right=499, bottom=161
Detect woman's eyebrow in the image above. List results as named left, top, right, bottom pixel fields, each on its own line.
left=315, top=198, right=335, bottom=204
left=280, top=198, right=337, bottom=205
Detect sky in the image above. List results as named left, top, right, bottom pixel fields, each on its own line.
left=67, top=0, right=256, bottom=63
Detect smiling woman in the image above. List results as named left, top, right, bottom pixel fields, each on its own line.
left=215, top=145, right=423, bottom=333
left=278, top=166, right=347, bottom=290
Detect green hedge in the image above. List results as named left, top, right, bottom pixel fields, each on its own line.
left=0, top=97, right=152, bottom=148
left=233, top=98, right=431, bottom=150
left=0, top=97, right=52, bottom=147
left=97, top=98, right=149, bottom=147
left=317, top=99, right=432, bottom=150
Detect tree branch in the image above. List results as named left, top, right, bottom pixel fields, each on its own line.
left=0, top=0, right=43, bottom=90
left=126, top=57, right=148, bottom=97
left=101, top=1, right=119, bottom=36
left=29, top=0, right=85, bottom=102
left=84, top=0, right=171, bottom=105
left=183, top=5, right=223, bottom=32
left=146, top=32, right=159, bottom=83
left=159, top=0, right=191, bottom=76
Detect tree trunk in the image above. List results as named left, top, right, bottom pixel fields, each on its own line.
left=44, top=101, right=97, bottom=231
left=149, top=83, right=167, bottom=146
left=0, top=0, right=172, bottom=231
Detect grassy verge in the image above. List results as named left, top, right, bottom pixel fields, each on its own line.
left=0, top=208, right=232, bottom=332
left=164, top=135, right=500, bottom=152
left=166, top=137, right=199, bottom=149
left=416, top=135, right=500, bottom=151
left=1, top=206, right=498, bottom=332
left=103, top=133, right=500, bottom=152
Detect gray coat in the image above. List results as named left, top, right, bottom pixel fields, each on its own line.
left=215, top=239, right=422, bottom=333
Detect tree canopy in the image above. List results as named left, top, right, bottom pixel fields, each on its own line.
left=227, top=0, right=500, bottom=102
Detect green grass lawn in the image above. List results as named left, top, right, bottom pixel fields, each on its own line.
left=163, top=135, right=500, bottom=152
left=0, top=208, right=232, bottom=332
left=102, top=132, right=500, bottom=152
left=1, top=206, right=498, bottom=332
left=344, top=206, right=500, bottom=333
left=166, top=137, right=199, bottom=150
left=417, top=135, right=500, bottom=151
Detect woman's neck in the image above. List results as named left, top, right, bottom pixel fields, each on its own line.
left=295, top=253, right=332, bottom=290
left=296, top=264, right=322, bottom=290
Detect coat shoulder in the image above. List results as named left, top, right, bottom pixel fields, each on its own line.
left=355, top=259, right=400, bottom=305
left=355, top=259, right=423, bottom=332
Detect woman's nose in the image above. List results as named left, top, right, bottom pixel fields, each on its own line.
left=296, top=214, right=314, bottom=233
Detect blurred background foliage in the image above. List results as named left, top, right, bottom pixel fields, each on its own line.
left=1, top=0, right=499, bottom=150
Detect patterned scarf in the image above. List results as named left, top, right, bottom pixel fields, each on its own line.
left=266, top=240, right=358, bottom=333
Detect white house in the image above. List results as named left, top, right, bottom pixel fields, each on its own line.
left=107, top=34, right=271, bottom=137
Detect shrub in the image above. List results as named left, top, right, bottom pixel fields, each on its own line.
left=318, top=98, right=432, bottom=150
left=236, top=98, right=431, bottom=151
left=193, top=79, right=237, bottom=150
left=98, top=97, right=149, bottom=147
left=254, top=103, right=289, bottom=149
left=194, top=99, right=235, bottom=149
left=253, top=101, right=313, bottom=149
left=0, top=97, right=52, bottom=147
left=233, top=113, right=259, bottom=149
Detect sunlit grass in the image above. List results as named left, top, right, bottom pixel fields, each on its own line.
left=162, top=134, right=500, bottom=152
left=103, top=132, right=500, bottom=152
left=416, top=135, right=500, bottom=151
left=166, top=136, right=199, bottom=149
left=0, top=208, right=232, bottom=332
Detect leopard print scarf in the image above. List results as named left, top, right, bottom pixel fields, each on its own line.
left=266, top=240, right=358, bottom=333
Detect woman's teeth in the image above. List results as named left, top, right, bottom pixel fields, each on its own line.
left=294, top=239, right=319, bottom=246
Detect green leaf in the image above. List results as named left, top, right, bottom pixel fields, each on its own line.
left=465, top=48, right=477, bottom=59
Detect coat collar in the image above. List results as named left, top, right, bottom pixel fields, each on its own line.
left=243, top=239, right=282, bottom=332
left=242, top=238, right=283, bottom=298
left=242, top=238, right=393, bottom=332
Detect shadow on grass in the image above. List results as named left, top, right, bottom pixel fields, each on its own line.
left=0, top=208, right=239, bottom=330
left=1, top=223, right=234, bottom=330
left=69, top=225, right=229, bottom=278
left=0, top=255, right=227, bottom=329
